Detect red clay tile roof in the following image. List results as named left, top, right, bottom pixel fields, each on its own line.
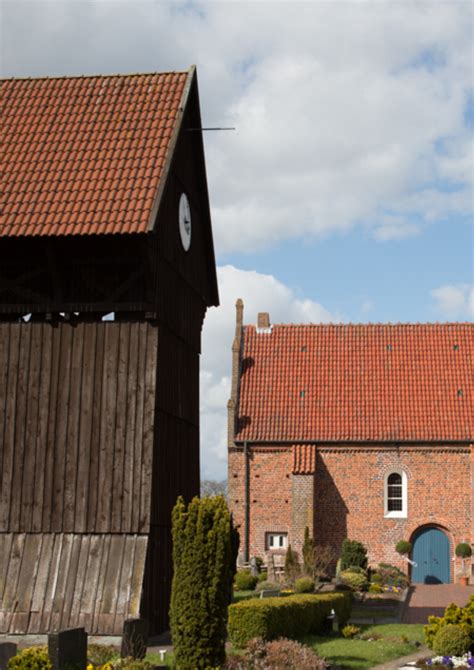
left=1, top=70, right=191, bottom=237
left=236, top=323, right=473, bottom=443
left=292, top=444, right=316, bottom=474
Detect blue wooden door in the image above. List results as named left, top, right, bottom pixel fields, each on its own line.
left=412, top=527, right=450, bottom=584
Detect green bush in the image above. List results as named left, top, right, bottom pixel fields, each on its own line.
left=340, top=569, right=368, bottom=592
left=228, top=592, right=352, bottom=647
left=373, top=564, right=409, bottom=588
left=295, top=577, right=315, bottom=593
left=424, top=595, right=474, bottom=649
left=455, top=542, right=472, bottom=559
left=432, top=624, right=470, bottom=656
left=113, top=660, right=153, bottom=670
left=370, top=572, right=383, bottom=584
left=258, top=570, right=268, bottom=582
left=87, top=645, right=118, bottom=665
left=235, top=570, right=258, bottom=591
left=395, top=540, right=412, bottom=556
left=342, top=624, right=361, bottom=639
left=169, top=495, right=239, bottom=670
left=8, top=647, right=51, bottom=670
left=368, top=583, right=383, bottom=593
left=256, top=580, right=280, bottom=592
left=340, top=539, right=368, bottom=571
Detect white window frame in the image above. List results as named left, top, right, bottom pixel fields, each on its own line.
left=266, top=532, right=288, bottom=550
left=384, top=470, right=408, bottom=518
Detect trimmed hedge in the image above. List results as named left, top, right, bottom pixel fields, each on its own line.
left=228, top=591, right=352, bottom=647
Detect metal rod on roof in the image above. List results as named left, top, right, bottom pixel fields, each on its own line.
left=186, top=127, right=236, bottom=131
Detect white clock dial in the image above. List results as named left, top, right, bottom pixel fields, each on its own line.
left=179, top=193, right=192, bottom=251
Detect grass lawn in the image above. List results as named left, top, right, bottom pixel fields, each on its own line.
left=299, top=623, right=426, bottom=670
left=232, top=589, right=259, bottom=603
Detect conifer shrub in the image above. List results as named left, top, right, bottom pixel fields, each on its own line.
left=432, top=624, right=470, bottom=656
left=340, top=539, right=368, bottom=571
left=424, top=596, right=474, bottom=650
left=169, top=495, right=239, bottom=670
left=284, top=544, right=300, bottom=583
left=295, top=577, right=315, bottom=593
left=228, top=592, right=352, bottom=647
left=235, top=570, right=258, bottom=591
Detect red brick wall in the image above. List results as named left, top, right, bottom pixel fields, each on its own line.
left=229, top=444, right=472, bottom=580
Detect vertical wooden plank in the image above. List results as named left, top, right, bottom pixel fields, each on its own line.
left=42, top=325, right=62, bottom=532
left=123, top=324, right=139, bottom=532
left=50, top=533, right=73, bottom=631
left=1, top=326, right=20, bottom=531
left=10, top=534, right=42, bottom=633
left=140, top=324, right=157, bottom=532
left=40, top=533, right=64, bottom=632
left=129, top=536, right=148, bottom=617
left=32, top=324, right=53, bottom=532
left=60, top=534, right=82, bottom=628
left=0, top=534, right=13, bottom=603
left=0, top=325, right=11, bottom=527
left=87, top=324, right=105, bottom=532
left=1, top=534, right=26, bottom=631
left=97, top=325, right=119, bottom=532
left=111, top=323, right=129, bottom=532
left=132, top=325, right=146, bottom=533
left=75, top=326, right=96, bottom=532
left=63, top=326, right=85, bottom=531
left=78, top=535, right=104, bottom=633
left=21, top=325, right=42, bottom=531
left=51, top=325, right=73, bottom=531
left=9, top=326, right=32, bottom=531
left=91, top=534, right=112, bottom=634
left=29, top=534, right=54, bottom=632
left=68, top=535, right=90, bottom=629
left=114, top=535, right=136, bottom=623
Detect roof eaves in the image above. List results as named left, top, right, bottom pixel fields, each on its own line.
left=145, top=65, right=196, bottom=234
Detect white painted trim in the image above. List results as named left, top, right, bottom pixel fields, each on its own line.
left=384, top=469, right=408, bottom=518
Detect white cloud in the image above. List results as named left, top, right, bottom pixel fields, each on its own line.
left=431, top=284, right=474, bottom=319
left=2, top=1, right=472, bottom=255
left=200, top=265, right=340, bottom=479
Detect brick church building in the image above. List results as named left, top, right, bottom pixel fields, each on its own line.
left=228, top=301, right=473, bottom=584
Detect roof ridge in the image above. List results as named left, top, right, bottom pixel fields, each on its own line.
left=245, top=322, right=473, bottom=328
left=1, top=69, right=191, bottom=83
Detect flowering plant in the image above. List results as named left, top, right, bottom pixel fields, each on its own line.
left=421, top=652, right=474, bottom=669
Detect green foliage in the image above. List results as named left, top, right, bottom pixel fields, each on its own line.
left=341, top=624, right=361, bottom=639
left=87, top=645, right=118, bottom=665
left=234, top=570, right=258, bottom=591
left=395, top=540, right=412, bottom=556
left=295, top=577, right=315, bottom=593
left=284, top=544, right=300, bottom=583
left=424, top=595, right=474, bottom=650
left=368, top=583, right=383, bottom=594
left=228, top=592, right=352, bottom=647
left=432, top=624, right=470, bottom=656
left=257, top=570, right=268, bottom=582
left=169, top=495, right=238, bottom=670
left=225, top=637, right=327, bottom=670
left=8, top=647, right=52, bottom=670
left=256, top=581, right=279, bottom=592
left=372, top=564, right=409, bottom=589
left=455, top=542, right=472, bottom=558
left=340, top=539, right=368, bottom=571
left=340, top=569, right=369, bottom=592
left=113, top=660, right=153, bottom=670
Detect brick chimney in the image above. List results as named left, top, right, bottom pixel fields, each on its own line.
left=256, top=311, right=272, bottom=333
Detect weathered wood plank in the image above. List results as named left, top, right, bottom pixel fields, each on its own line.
left=51, top=326, right=73, bottom=531
left=29, top=533, right=53, bottom=632
left=63, top=326, right=85, bottom=531
left=42, top=325, right=62, bottom=532
left=75, top=326, right=96, bottom=532
left=123, top=325, right=139, bottom=532
left=1, top=327, right=20, bottom=530
left=111, top=324, right=129, bottom=532
left=68, top=535, right=90, bottom=629
left=115, top=534, right=136, bottom=619
left=60, top=534, right=82, bottom=628
left=39, top=533, right=64, bottom=631
left=50, top=534, right=73, bottom=631
left=129, top=536, right=148, bottom=617
left=91, top=534, right=111, bottom=634
left=87, top=324, right=105, bottom=532
left=21, top=326, right=42, bottom=531
left=0, top=325, right=11, bottom=527
left=1, top=533, right=26, bottom=631
left=10, top=534, right=42, bottom=633
left=32, top=324, right=52, bottom=532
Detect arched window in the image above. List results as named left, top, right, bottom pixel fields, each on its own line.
left=384, top=470, right=407, bottom=518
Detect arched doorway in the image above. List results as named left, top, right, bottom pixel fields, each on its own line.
left=412, top=526, right=451, bottom=584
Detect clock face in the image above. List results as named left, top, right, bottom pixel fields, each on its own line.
left=179, top=193, right=192, bottom=251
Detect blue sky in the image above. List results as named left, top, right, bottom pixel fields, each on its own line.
left=2, top=0, right=473, bottom=480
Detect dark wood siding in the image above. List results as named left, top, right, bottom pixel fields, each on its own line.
left=0, top=533, right=147, bottom=635
left=0, top=321, right=157, bottom=534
